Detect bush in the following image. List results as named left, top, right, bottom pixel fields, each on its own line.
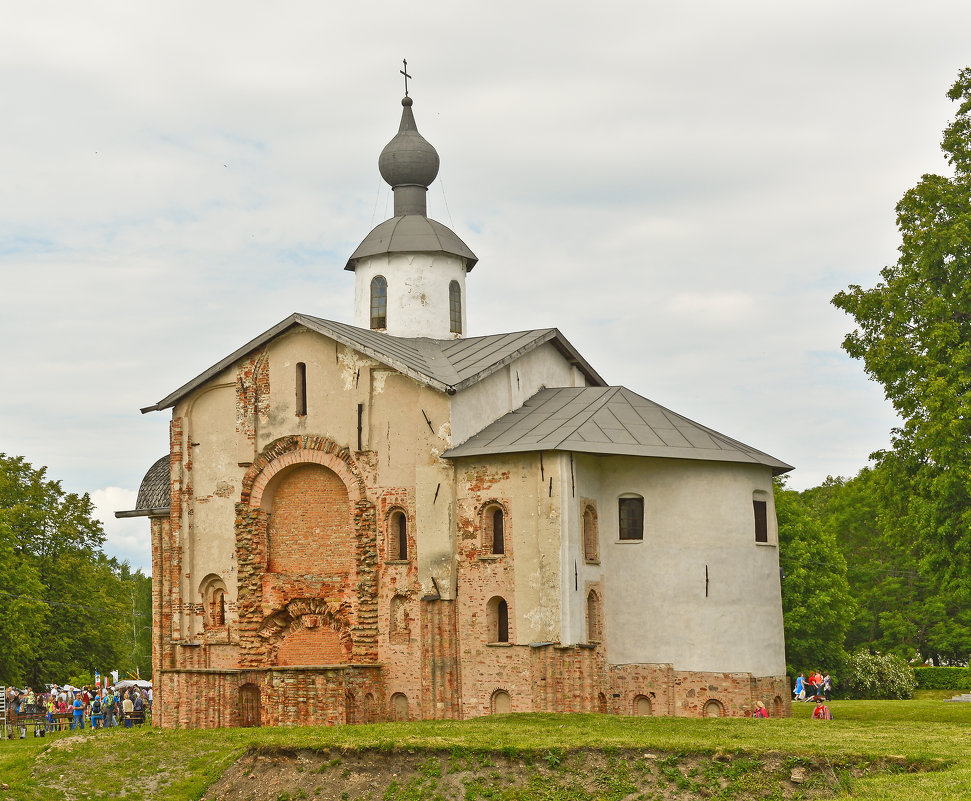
left=913, top=666, right=971, bottom=690
left=843, top=650, right=916, bottom=699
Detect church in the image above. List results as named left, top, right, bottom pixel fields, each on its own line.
left=119, top=83, right=792, bottom=728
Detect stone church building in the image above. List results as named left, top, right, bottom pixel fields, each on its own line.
left=119, top=90, right=792, bottom=728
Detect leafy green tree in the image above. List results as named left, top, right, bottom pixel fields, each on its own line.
left=775, top=480, right=854, bottom=676
left=0, top=453, right=151, bottom=685
left=832, top=68, right=971, bottom=664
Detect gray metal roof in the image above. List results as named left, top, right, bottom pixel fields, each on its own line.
left=115, top=455, right=170, bottom=518
left=345, top=215, right=478, bottom=271
left=441, top=386, right=793, bottom=475
left=141, top=315, right=606, bottom=413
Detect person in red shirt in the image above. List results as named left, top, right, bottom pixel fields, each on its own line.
left=812, top=697, right=833, bottom=720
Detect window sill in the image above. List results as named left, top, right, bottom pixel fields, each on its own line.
left=615, top=539, right=643, bottom=544
left=755, top=541, right=777, bottom=548
left=477, top=555, right=503, bottom=562
left=584, top=558, right=601, bottom=565
left=385, top=560, right=411, bottom=565
left=486, top=641, right=513, bottom=647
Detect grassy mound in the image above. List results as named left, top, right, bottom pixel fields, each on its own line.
left=0, top=699, right=967, bottom=800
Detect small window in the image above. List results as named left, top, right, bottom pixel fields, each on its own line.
left=582, top=505, right=599, bottom=561
left=370, top=275, right=388, bottom=330
left=295, top=362, right=307, bottom=416
left=753, top=499, right=768, bottom=543
left=586, top=590, right=602, bottom=643
left=618, top=496, right=644, bottom=540
left=449, top=280, right=462, bottom=334
left=388, top=509, right=408, bottom=560
left=488, top=596, right=509, bottom=643
left=481, top=503, right=507, bottom=555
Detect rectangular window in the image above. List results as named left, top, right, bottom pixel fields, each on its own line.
left=618, top=497, right=644, bottom=540
left=753, top=499, right=768, bottom=543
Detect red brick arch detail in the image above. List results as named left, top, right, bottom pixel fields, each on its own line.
left=241, top=435, right=366, bottom=508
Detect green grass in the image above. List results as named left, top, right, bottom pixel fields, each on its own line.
left=0, top=699, right=969, bottom=799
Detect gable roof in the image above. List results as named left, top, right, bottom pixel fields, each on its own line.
left=441, top=386, right=792, bottom=475
left=140, top=314, right=606, bottom=413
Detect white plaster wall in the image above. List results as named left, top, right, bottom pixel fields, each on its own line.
left=572, top=454, right=786, bottom=677
left=353, top=252, right=468, bottom=339
left=450, top=343, right=584, bottom=447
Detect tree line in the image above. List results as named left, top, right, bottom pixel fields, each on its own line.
left=780, top=67, right=971, bottom=675
left=0, top=453, right=151, bottom=688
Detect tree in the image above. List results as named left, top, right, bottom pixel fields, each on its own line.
left=775, top=480, right=854, bottom=676
left=0, top=453, right=150, bottom=685
left=832, top=68, right=971, bottom=663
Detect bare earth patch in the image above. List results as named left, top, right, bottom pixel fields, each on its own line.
left=200, top=746, right=891, bottom=801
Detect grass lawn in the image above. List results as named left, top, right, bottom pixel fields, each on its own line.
left=0, top=698, right=969, bottom=800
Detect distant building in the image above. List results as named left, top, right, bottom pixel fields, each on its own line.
left=119, top=90, right=791, bottom=728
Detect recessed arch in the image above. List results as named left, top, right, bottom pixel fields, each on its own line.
left=703, top=699, right=725, bottom=718
left=200, top=574, right=228, bottom=628
left=480, top=501, right=507, bottom=555
left=582, top=504, right=599, bottom=561
left=634, top=695, right=652, bottom=716
left=487, top=596, right=510, bottom=643
left=386, top=507, right=408, bottom=561
left=491, top=689, right=511, bottom=715
left=391, top=692, right=409, bottom=722
left=586, top=589, right=602, bottom=643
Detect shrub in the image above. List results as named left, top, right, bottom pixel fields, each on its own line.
left=843, top=650, right=916, bottom=699
left=913, top=666, right=971, bottom=691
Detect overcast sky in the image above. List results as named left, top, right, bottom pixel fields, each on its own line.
left=2, top=1, right=968, bottom=573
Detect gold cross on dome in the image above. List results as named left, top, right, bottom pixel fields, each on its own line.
left=400, top=59, right=412, bottom=97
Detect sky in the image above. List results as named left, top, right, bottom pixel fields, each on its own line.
left=2, top=1, right=969, bottom=573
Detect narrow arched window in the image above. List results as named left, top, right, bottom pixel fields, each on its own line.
left=370, top=275, right=387, bottom=330
left=492, top=509, right=504, bottom=554
left=487, top=596, right=509, bottom=643
left=449, top=280, right=462, bottom=334
left=582, top=505, right=599, bottom=561
left=496, top=599, right=508, bottom=642
left=388, top=509, right=408, bottom=560
left=586, top=590, right=602, bottom=642
left=295, top=362, right=307, bottom=416
left=213, top=589, right=226, bottom=626
left=397, top=511, right=408, bottom=560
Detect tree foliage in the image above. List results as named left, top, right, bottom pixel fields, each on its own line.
left=0, top=453, right=152, bottom=686
left=825, top=67, right=971, bottom=666
left=775, top=480, right=853, bottom=676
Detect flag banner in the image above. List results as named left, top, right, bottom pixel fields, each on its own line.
left=95, top=671, right=101, bottom=688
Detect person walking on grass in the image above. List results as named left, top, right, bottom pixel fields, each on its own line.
left=794, top=673, right=805, bottom=701
left=822, top=672, right=833, bottom=701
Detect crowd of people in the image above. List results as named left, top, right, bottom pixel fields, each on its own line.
left=793, top=670, right=832, bottom=702
left=5, top=684, right=151, bottom=738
